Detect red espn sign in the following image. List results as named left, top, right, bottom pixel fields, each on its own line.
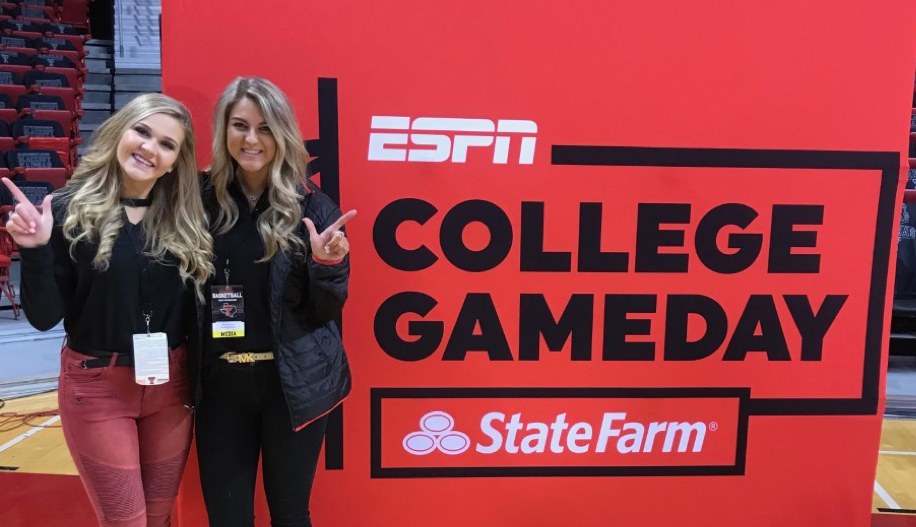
left=163, top=1, right=916, bottom=525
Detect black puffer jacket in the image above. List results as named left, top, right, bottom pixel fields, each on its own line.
left=195, top=176, right=352, bottom=430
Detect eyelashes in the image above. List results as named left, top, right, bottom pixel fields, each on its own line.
left=230, top=121, right=272, bottom=134
left=133, top=125, right=177, bottom=151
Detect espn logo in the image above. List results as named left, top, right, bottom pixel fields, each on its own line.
left=368, top=116, right=537, bottom=164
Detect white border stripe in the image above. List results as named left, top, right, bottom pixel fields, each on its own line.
left=875, top=480, right=902, bottom=509
left=0, top=416, right=61, bottom=454
left=879, top=450, right=916, bottom=456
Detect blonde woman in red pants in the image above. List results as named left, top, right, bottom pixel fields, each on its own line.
left=2, top=93, right=213, bottom=527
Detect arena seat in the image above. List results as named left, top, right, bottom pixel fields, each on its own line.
left=34, top=87, right=79, bottom=114
left=0, top=33, right=34, bottom=52
left=31, top=51, right=73, bottom=69
left=890, top=189, right=916, bottom=355
left=14, top=3, right=57, bottom=22
left=7, top=147, right=67, bottom=188
left=0, top=223, right=19, bottom=319
left=16, top=92, right=64, bottom=111
left=0, top=178, right=53, bottom=210
left=16, top=92, right=72, bottom=133
left=58, top=1, right=88, bottom=30
left=33, top=35, right=76, bottom=52
left=0, top=119, right=15, bottom=151
left=0, top=92, right=17, bottom=123
left=12, top=116, right=64, bottom=140
left=0, top=83, right=24, bottom=101
left=0, top=68, right=20, bottom=84
left=22, top=69, right=81, bottom=111
left=0, top=17, right=45, bottom=38
left=26, top=135, right=74, bottom=171
left=44, top=21, right=86, bottom=36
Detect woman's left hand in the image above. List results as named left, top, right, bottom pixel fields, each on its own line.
left=303, top=209, right=357, bottom=261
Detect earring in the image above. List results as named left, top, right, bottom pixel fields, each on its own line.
left=167, top=167, right=174, bottom=173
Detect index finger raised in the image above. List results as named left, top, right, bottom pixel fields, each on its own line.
left=2, top=177, right=39, bottom=214
left=326, top=209, right=357, bottom=233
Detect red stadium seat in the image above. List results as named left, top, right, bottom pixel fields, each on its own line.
left=0, top=225, right=19, bottom=319
left=33, top=85, right=81, bottom=112
left=36, top=65, right=84, bottom=89
left=0, top=83, right=26, bottom=100
left=42, top=32, right=85, bottom=52
left=58, top=0, right=88, bottom=29
left=0, top=63, right=34, bottom=79
left=7, top=148, right=69, bottom=189
left=26, top=136, right=77, bottom=171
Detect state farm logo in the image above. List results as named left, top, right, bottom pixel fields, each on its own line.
left=375, top=388, right=747, bottom=478
left=404, top=410, right=709, bottom=456
left=368, top=116, right=537, bottom=164
left=402, top=411, right=471, bottom=455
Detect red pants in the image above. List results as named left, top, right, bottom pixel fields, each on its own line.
left=58, top=344, right=193, bottom=527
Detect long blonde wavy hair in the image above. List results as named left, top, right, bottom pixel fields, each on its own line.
left=61, top=93, right=214, bottom=294
left=209, top=77, right=310, bottom=260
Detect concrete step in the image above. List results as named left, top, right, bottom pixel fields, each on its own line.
left=85, top=72, right=112, bottom=86
left=117, top=28, right=160, bottom=37
left=81, top=110, right=112, bottom=125
left=114, top=75, right=161, bottom=91
left=114, top=68, right=159, bottom=75
left=81, top=102, right=112, bottom=111
left=86, top=58, right=113, bottom=70
left=82, top=91, right=110, bottom=104
left=85, top=46, right=113, bottom=60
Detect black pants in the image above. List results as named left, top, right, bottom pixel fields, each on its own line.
left=195, top=359, right=328, bottom=527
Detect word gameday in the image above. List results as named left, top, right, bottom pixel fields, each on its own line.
left=371, top=198, right=847, bottom=364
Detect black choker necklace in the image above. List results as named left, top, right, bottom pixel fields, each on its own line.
left=121, top=197, right=152, bottom=207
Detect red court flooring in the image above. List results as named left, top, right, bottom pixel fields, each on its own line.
left=1, top=471, right=914, bottom=526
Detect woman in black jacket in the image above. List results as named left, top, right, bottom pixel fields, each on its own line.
left=195, top=77, right=354, bottom=527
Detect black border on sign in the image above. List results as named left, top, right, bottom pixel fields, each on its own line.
left=317, top=78, right=345, bottom=470
left=551, top=146, right=898, bottom=417
left=371, top=387, right=750, bottom=478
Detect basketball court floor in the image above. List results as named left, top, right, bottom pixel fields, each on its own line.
left=3, top=267, right=916, bottom=526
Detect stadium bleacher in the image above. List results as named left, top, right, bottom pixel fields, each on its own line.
left=0, top=0, right=88, bottom=203
left=890, top=112, right=916, bottom=355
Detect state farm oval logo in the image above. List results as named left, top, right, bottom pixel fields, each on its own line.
left=377, top=390, right=746, bottom=478
left=402, top=411, right=471, bottom=455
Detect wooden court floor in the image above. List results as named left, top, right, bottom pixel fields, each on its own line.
left=2, top=392, right=916, bottom=519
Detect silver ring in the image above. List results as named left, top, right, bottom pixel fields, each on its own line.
left=324, top=245, right=331, bottom=254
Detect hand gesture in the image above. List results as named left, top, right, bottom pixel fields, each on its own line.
left=1, top=177, right=54, bottom=248
left=302, top=209, right=356, bottom=262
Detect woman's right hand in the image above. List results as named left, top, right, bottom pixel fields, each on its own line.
left=1, top=177, right=54, bottom=248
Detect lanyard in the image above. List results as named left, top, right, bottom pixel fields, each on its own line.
left=123, top=220, right=153, bottom=335
left=218, top=208, right=260, bottom=286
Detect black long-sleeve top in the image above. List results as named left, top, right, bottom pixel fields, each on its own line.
left=18, top=197, right=188, bottom=357
left=203, top=179, right=274, bottom=361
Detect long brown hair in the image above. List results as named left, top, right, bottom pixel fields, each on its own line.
left=209, top=77, right=310, bottom=260
left=62, top=93, right=214, bottom=293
